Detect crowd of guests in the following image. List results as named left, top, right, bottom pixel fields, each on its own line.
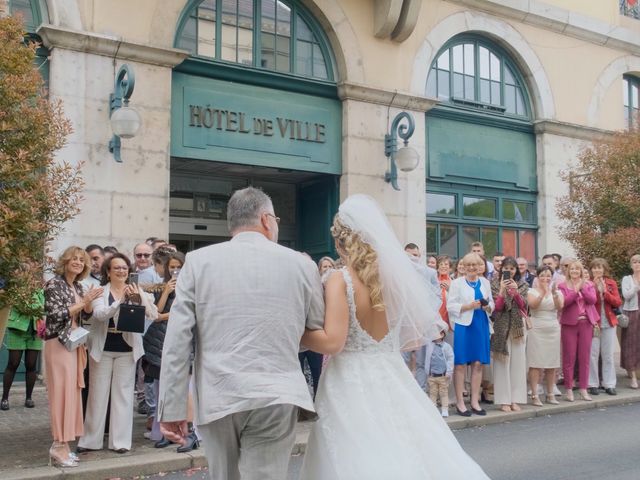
left=400, top=242, right=640, bottom=418
left=2, top=236, right=640, bottom=465
left=0, top=238, right=200, bottom=467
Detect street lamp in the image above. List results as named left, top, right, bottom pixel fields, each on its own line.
left=109, top=64, right=142, bottom=162
left=384, top=111, right=420, bottom=191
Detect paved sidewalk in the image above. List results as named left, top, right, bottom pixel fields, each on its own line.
left=2, top=377, right=639, bottom=480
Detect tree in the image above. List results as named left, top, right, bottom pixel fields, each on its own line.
left=556, top=127, right=640, bottom=280
left=0, top=14, right=83, bottom=319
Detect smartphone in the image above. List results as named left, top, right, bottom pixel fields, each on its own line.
left=128, top=273, right=139, bottom=285
left=479, top=298, right=489, bottom=306
left=501, top=271, right=511, bottom=281
left=170, top=269, right=181, bottom=280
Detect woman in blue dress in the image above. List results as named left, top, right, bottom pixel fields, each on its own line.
left=447, top=253, right=494, bottom=416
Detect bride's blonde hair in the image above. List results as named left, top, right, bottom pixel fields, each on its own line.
left=331, top=215, right=384, bottom=311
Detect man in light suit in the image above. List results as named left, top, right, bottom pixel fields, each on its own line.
left=158, top=187, right=325, bottom=480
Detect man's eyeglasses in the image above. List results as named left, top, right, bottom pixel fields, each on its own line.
left=135, top=253, right=151, bottom=259
left=265, top=213, right=281, bottom=224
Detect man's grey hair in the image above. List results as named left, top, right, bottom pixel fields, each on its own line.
left=227, top=187, right=273, bottom=233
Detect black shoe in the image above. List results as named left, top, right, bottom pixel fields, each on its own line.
left=76, top=446, right=98, bottom=453
left=471, top=407, right=487, bottom=416
left=587, top=387, right=600, bottom=395
left=176, top=432, right=199, bottom=453
left=113, top=448, right=129, bottom=454
left=137, top=401, right=149, bottom=415
left=24, top=398, right=35, bottom=408
left=0, top=399, right=8, bottom=411
left=456, top=406, right=471, bottom=417
left=605, top=388, right=617, bottom=396
left=480, top=392, right=494, bottom=404
left=154, top=437, right=172, bottom=448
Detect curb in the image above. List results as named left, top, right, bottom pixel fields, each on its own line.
left=5, top=391, right=640, bottom=480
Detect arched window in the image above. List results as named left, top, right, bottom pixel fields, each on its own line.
left=175, top=0, right=334, bottom=81
left=427, top=37, right=530, bottom=119
left=425, top=35, right=537, bottom=263
left=8, top=0, right=49, bottom=33
left=623, top=75, right=639, bottom=129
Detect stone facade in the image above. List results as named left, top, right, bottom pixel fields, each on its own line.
left=8, top=0, right=639, bottom=259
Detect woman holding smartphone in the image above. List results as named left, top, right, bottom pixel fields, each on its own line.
left=447, top=253, right=494, bottom=416
left=143, top=252, right=189, bottom=448
left=491, top=256, right=529, bottom=412
left=77, top=253, right=158, bottom=454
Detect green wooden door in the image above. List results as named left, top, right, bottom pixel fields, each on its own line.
left=297, top=176, right=339, bottom=261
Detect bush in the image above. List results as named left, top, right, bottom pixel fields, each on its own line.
left=0, top=15, right=83, bottom=315
left=556, top=127, right=640, bottom=280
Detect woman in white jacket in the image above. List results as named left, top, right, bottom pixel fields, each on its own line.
left=77, top=253, right=158, bottom=453
left=621, top=254, right=640, bottom=389
left=447, top=253, right=494, bottom=417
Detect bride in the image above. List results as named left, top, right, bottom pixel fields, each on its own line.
left=300, top=195, right=491, bottom=480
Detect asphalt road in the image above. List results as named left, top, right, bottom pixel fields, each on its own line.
left=133, top=402, right=640, bottom=480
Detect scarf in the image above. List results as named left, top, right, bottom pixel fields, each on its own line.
left=490, top=279, right=529, bottom=359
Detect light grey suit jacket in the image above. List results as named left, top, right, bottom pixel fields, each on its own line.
left=157, top=231, right=325, bottom=425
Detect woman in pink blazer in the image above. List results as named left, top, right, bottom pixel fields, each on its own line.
left=557, top=260, right=598, bottom=402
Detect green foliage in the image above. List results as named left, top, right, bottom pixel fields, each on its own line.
left=0, top=15, right=83, bottom=316
left=556, top=128, right=640, bottom=280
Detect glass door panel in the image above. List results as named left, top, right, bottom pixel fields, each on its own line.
left=502, top=229, right=517, bottom=257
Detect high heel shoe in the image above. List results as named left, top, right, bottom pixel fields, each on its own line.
left=531, top=395, right=543, bottom=407
left=176, top=432, right=200, bottom=453
left=546, top=394, right=559, bottom=405
left=565, top=390, right=574, bottom=402
left=578, top=390, right=592, bottom=401
left=48, top=445, right=78, bottom=468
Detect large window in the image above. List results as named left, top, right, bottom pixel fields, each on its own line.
left=426, top=38, right=529, bottom=118
left=425, top=35, right=537, bottom=264
left=624, top=75, right=639, bottom=129
left=9, top=0, right=49, bottom=32
left=426, top=189, right=537, bottom=263
left=176, top=0, right=333, bottom=80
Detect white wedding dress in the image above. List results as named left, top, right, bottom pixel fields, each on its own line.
left=300, top=268, right=492, bottom=480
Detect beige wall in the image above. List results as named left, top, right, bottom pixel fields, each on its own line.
left=40, top=0, right=640, bottom=260
left=47, top=47, right=173, bottom=256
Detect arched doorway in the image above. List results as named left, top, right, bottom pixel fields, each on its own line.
left=169, top=0, right=341, bottom=259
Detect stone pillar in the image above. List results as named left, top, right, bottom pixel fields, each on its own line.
left=37, top=26, right=188, bottom=257
left=534, top=121, right=608, bottom=257
left=339, top=84, right=436, bottom=251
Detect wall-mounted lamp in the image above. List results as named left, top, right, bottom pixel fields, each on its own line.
left=384, top=111, right=420, bottom=191
left=109, top=64, right=142, bottom=162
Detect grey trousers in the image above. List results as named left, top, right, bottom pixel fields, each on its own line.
left=199, top=403, right=298, bottom=480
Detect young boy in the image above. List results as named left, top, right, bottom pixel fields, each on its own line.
left=426, top=329, right=454, bottom=417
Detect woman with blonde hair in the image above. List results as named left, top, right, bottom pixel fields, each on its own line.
left=44, top=246, right=103, bottom=466
left=557, top=259, right=598, bottom=401
left=448, top=253, right=494, bottom=416
left=621, top=254, right=640, bottom=389
left=527, top=265, right=563, bottom=405
left=300, top=195, right=491, bottom=479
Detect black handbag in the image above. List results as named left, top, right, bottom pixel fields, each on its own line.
left=117, top=301, right=145, bottom=333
